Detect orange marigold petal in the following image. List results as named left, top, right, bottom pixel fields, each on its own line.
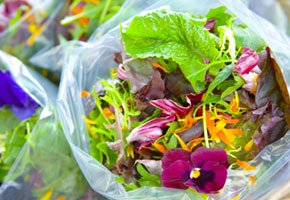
left=217, top=131, right=234, bottom=148
left=225, top=119, right=239, bottom=124
left=229, top=129, right=243, bottom=135
left=237, top=159, right=257, bottom=171
left=205, top=112, right=217, bottom=138
left=249, top=175, right=256, bottom=184
left=152, top=143, right=166, bottom=153
left=79, top=17, right=90, bottom=27
left=72, top=7, right=83, bottom=15
left=55, top=196, right=66, bottom=200
left=152, top=63, right=168, bottom=73
left=81, top=90, right=90, bottom=97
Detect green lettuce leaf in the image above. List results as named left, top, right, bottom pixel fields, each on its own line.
left=205, top=6, right=233, bottom=33
left=121, top=9, right=219, bottom=92
left=233, top=24, right=266, bottom=53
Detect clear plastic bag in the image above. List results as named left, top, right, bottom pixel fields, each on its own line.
left=57, top=0, right=290, bottom=199
left=0, top=51, right=95, bottom=199
left=0, top=0, right=67, bottom=64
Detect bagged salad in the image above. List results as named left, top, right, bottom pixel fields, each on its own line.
left=0, top=51, right=101, bottom=200
left=60, top=0, right=125, bottom=41
left=57, top=0, right=290, bottom=199
left=0, top=0, right=67, bottom=63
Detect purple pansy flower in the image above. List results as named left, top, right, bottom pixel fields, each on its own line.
left=0, top=70, right=38, bottom=120
left=161, top=147, right=229, bottom=194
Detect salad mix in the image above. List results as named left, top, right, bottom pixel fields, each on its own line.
left=81, top=6, right=290, bottom=195
left=0, top=69, right=39, bottom=182
left=61, top=0, right=125, bottom=41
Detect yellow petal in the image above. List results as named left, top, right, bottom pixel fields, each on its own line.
left=26, top=24, right=45, bottom=46
left=244, top=139, right=254, bottom=152
left=237, top=159, right=257, bottom=171
left=175, top=134, right=190, bottom=151
left=229, top=193, right=240, bottom=200
left=41, top=189, right=53, bottom=200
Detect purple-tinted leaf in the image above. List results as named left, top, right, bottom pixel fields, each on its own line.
left=126, top=114, right=175, bottom=144
left=145, top=69, right=165, bottom=100
left=150, top=93, right=204, bottom=117
left=233, top=47, right=259, bottom=75
left=117, top=64, right=128, bottom=80
left=165, top=68, right=194, bottom=98
left=4, top=1, right=30, bottom=17
left=204, top=19, right=216, bottom=33
left=238, top=89, right=256, bottom=109
left=179, top=121, right=203, bottom=143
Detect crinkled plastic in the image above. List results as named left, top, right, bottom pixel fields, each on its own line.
left=56, top=0, right=290, bottom=199
left=0, top=0, right=67, bottom=64
left=29, top=0, right=290, bottom=77
left=0, top=51, right=96, bottom=200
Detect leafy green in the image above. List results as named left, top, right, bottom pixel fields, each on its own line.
left=233, top=24, right=266, bottom=53
left=121, top=9, right=220, bottom=92
left=0, top=107, right=20, bottom=133
left=221, top=73, right=245, bottom=99
left=206, top=6, right=233, bottom=33
left=136, top=163, right=162, bottom=187
left=204, top=64, right=234, bottom=100
left=218, top=26, right=236, bottom=60
left=114, top=175, right=139, bottom=191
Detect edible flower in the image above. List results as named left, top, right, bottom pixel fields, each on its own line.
left=205, top=110, right=242, bottom=147
left=0, top=70, right=38, bottom=120
left=161, top=147, right=229, bottom=193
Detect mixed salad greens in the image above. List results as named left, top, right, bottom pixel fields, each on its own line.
left=82, top=6, right=290, bottom=195
left=61, top=0, right=125, bottom=41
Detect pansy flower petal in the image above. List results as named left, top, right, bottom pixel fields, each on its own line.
left=11, top=99, right=38, bottom=120
left=161, top=148, right=191, bottom=169
left=190, top=147, right=229, bottom=168
left=161, top=160, right=192, bottom=189
left=201, top=161, right=227, bottom=193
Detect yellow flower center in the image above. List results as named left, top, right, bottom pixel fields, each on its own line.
left=190, top=168, right=201, bottom=179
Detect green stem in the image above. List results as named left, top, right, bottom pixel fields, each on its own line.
left=202, top=105, right=210, bottom=148
left=99, top=0, right=112, bottom=23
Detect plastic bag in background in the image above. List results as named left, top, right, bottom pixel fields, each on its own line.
left=0, top=0, right=67, bottom=65
left=0, top=51, right=101, bottom=200
left=242, top=0, right=290, bottom=36
left=28, top=0, right=158, bottom=76
left=57, top=0, right=290, bottom=199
